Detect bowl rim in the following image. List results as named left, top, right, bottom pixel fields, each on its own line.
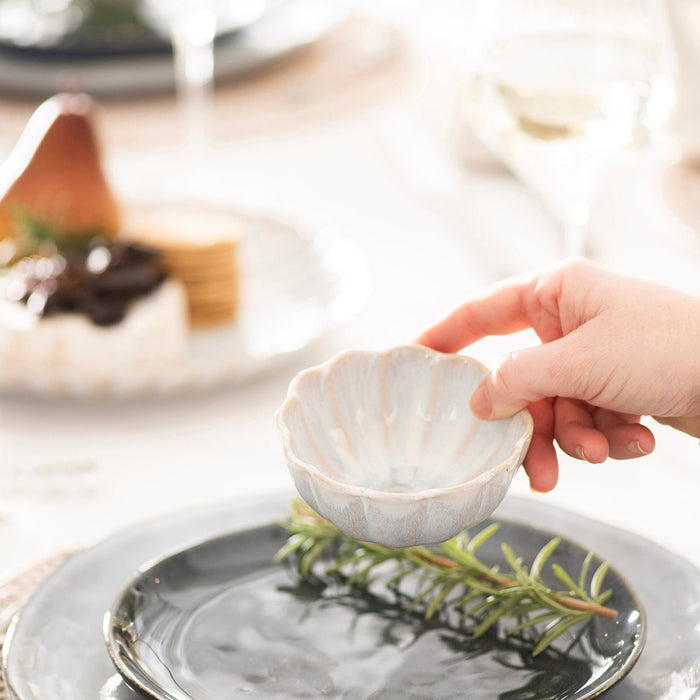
left=275, top=344, right=534, bottom=502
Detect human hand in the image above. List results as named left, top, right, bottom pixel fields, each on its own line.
left=415, top=259, right=700, bottom=492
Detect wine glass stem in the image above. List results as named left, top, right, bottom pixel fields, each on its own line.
left=170, top=9, right=216, bottom=145
left=560, top=200, right=592, bottom=257
left=562, top=220, right=590, bottom=258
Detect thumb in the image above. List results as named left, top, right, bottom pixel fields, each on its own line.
left=470, top=339, right=578, bottom=419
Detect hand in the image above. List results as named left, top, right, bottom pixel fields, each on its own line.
left=415, top=259, right=700, bottom=492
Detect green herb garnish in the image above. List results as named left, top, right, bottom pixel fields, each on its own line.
left=13, top=209, right=102, bottom=252
left=276, top=500, right=617, bottom=656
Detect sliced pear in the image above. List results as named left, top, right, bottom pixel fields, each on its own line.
left=0, top=93, right=120, bottom=241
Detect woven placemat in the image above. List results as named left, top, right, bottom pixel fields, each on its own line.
left=0, top=552, right=73, bottom=700
left=0, top=15, right=411, bottom=150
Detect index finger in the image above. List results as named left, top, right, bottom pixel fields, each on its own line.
left=414, top=273, right=539, bottom=353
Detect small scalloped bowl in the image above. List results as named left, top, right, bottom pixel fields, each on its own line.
left=276, top=345, right=533, bottom=548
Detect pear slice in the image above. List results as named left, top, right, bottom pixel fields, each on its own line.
left=0, top=93, right=121, bottom=241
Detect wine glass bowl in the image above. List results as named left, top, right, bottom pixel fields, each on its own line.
left=276, top=345, right=534, bottom=548
left=466, top=0, right=674, bottom=256
left=143, top=0, right=267, bottom=42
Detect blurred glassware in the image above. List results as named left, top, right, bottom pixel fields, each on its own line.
left=665, top=0, right=700, bottom=159
left=140, top=0, right=266, bottom=143
left=465, top=0, right=675, bottom=256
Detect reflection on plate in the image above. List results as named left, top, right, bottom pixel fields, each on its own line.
left=3, top=495, right=700, bottom=699
left=0, top=0, right=350, bottom=97
left=0, top=212, right=370, bottom=398
left=105, top=520, right=644, bottom=700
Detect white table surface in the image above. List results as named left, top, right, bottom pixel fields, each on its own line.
left=0, top=0, right=698, bottom=587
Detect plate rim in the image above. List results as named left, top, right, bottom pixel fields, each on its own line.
left=102, top=513, right=647, bottom=700
left=2, top=492, right=293, bottom=700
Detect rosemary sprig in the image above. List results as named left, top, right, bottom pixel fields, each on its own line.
left=276, top=500, right=617, bottom=656
left=12, top=210, right=99, bottom=254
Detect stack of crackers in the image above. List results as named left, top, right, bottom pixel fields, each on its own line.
left=126, top=207, right=240, bottom=328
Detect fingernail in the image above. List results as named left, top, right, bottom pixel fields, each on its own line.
left=470, top=388, right=492, bottom=418
left=628, top=441, right=650, bottom=456
left=574, top=445, right=587, bottom=461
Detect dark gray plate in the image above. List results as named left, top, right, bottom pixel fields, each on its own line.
left=0, top=0, right=263, bottom=58
left=105, top=519, right=644, bottom=700
left=4, top=494, right=700, bottom=699
left=0, top=0, right=349, bottom=97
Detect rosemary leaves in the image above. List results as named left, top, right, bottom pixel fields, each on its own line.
left=276, top=500, right=617, bottom=656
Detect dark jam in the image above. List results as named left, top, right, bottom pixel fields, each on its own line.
left=4, top=241, right=167, bottom=326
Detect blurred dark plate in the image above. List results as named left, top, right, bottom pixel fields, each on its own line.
left=0, top=0, right=350, bottom=97
left=0, top=0, right=261, bottom=58
left=105, top=519, right=644, bottom=700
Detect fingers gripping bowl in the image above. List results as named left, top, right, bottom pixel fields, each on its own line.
left=276, top=345, right=534, bottom=547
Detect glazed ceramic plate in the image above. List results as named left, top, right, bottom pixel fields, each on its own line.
left=0, top=0, right=350, bottom=97
left=5, top=495, right=700, bottom=699
left=0, top=210, right=370, bottom=398
left=105, top=519, right=643, bottom=700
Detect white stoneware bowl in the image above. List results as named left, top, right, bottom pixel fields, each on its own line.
left=276, top=345, right=533, bottom=547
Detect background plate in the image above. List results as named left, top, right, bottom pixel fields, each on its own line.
left=0, top=209, right=371, bottom=398
left=0, top=0, right=350, bottom=97
left=105, top=520, right=644, bottom=700
left=3, top=494, right=700, bottom=699
left=0, top=0, right=265, bottom=58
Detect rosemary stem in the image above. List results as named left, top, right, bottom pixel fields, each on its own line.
left=559, top=595, right=618, bottom=620
left=418, top=550, right=617, bottom=619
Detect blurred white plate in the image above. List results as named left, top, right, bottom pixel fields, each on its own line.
left=0, top=0, right=351, bottom=98
left=0, top=211, right=371, bottom=398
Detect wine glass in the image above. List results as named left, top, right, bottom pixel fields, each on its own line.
left=465, top=0, right=674, bottom=256
left=144, top=0, right=266, bottom=144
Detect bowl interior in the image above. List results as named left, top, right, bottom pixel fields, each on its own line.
left=281, top=347, right=530, bottom=493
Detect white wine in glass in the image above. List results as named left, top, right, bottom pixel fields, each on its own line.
left=467, top=0, right=674, bottom=256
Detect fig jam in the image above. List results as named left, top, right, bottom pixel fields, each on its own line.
left=4, top=241, right=167, bottom=326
